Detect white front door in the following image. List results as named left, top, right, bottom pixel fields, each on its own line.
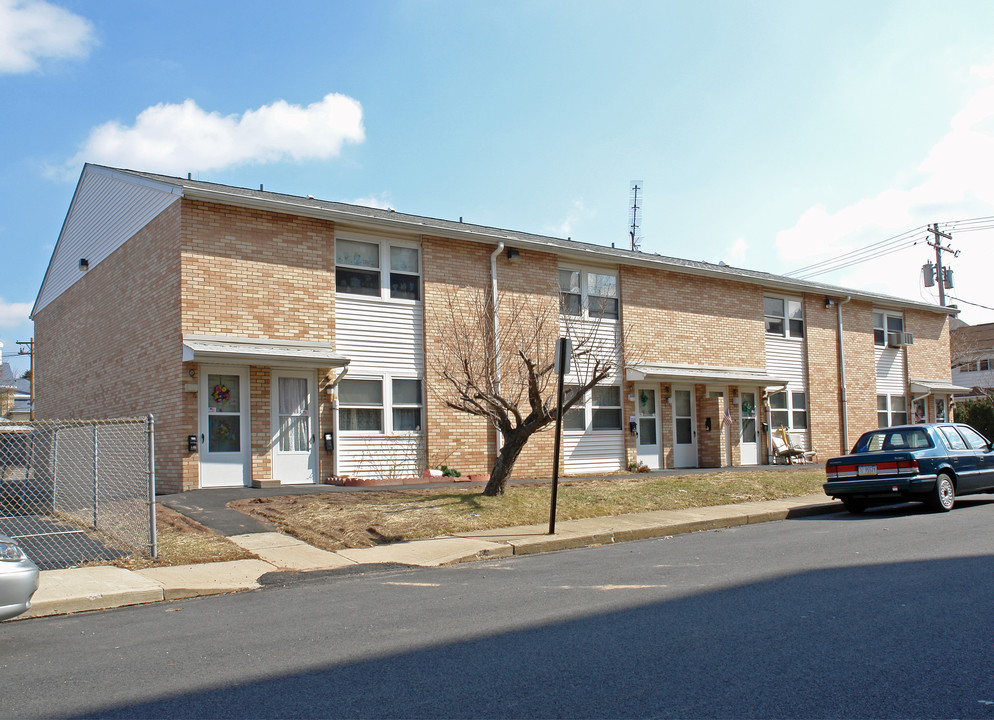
left=636, top=385, right=661, bottom=469
left=672, top=386, right=698, bottom=468
left=272, top=371, right=317, bottom=484
left=739, top=389, right=759, bottom=465
left=199, top=366, right=250, bottom=488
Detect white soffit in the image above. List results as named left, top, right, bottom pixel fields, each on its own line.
left=910, top=379, right=973, bottom=395
left=182, top=335, right=349, bottom=368
left=628, top=363, right=789, bottom=387
left=33, top=166, right=182, bottom=316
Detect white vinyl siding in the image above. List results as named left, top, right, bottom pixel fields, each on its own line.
left=563, top=432, right=625, bottom=474
left=34, top=166, right=182, bottom=314
left=765, top=329, right=810, bottom=450
left=336, top=435, right=424, bottom=481
left=334, top=263, right=424, bottom=479
left=559, top=288, right=624, bottom=474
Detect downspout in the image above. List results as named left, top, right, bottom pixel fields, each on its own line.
left=490, top=242, right=504, bottom=452
left=837, top=296, right=852, bottom=452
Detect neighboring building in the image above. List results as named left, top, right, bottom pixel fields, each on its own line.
left=951, top=319, right=994, bottom=399
left=0, top=343, right=30, bottom=422
left=31, top=164, right=963, bottom=493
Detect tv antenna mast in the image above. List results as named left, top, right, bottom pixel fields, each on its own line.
left=629, top=181, right=643, bottom=252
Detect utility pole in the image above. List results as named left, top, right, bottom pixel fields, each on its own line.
left=17, top=339, right=33, bottom=420
left=926, top=223, right=957, bottom=307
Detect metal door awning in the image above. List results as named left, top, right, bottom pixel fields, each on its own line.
left=627, top=362, right=789, bottom=388
left=182, top=335, right=350, bottom=369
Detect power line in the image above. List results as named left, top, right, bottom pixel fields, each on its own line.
left=785, top=215, right=994, bottom=281
left=948, top=296, right=994, bottom=312
left=786, top=228, right=928, bottom=279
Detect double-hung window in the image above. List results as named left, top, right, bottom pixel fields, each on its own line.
left=336, top=238, right=421, bottom=301
left=873, top=311, right=904, bottom=347
left=561, top=384, right=623, bottom=431
left=391, top=379, right=423, bottom=432
left=338, top=379, right=383, bottom=431
left=591, top=386, right=623, bottom=430
left=877, top=395, right=908, bottom=427
left=769, top=390, right=807, bottom=430
left=339, top=378, right=424, bottom=433
left=764, top=297, right=804, bottom=338
left=563, top=385, right=586, bottom=431
left=559, top=268, right=619, bottom=320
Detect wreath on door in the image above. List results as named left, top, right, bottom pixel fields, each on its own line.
left=212, top=383, right=230, bottom=405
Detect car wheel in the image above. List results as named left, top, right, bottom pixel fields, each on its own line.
left=928, top=473, right=955, bottom=512
left=841, top=497, right=867, bottom=514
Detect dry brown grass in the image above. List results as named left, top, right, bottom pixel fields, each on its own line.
left=228, top=467, right=825, bottom=553
left=107, top=505, right=255, bottom=570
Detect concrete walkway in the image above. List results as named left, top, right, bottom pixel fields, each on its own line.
left=15, top=493, right=842, bottom=621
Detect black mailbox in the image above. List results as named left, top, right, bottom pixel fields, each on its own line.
left=323, top=432, right=334, bottom=451
left=187, top=435, right=198, bottom=452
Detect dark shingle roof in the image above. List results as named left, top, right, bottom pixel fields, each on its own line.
left=99, top=164, right=955, bottom=315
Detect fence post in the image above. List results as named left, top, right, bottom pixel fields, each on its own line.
left=147, top=414, right=157, bottom=559
left=92, top=424, right=99, bottom=528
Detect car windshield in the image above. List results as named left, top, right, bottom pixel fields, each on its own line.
left=858, top=428, right=932, bottom=452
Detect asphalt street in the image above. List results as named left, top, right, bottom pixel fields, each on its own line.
left=4, top=497, right=994, bottom=719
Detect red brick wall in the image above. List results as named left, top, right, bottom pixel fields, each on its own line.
left=34, top=201, right=186, bottom=491
left=180, top=200, right=338, bottom=489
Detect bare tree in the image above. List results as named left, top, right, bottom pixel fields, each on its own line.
left=427, top=284, right=628, bottom=496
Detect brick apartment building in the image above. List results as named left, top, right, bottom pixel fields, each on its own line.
left=31, top=164, right=963, bottom=493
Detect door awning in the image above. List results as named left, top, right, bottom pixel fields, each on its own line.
left=627, top=363, right=789, bottom=388
left=910, top=378, right=973, bottom=396
left=182, top=335, right=350, bottom=369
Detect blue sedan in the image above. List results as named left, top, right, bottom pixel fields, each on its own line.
left=824, top=423, right=994, bottom=513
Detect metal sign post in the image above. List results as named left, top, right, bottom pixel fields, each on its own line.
left=549, top=337, right=571, bottom=534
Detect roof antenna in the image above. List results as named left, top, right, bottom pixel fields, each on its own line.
left=629, top=180, right=643, bottom=252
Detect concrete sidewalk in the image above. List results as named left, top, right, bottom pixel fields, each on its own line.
left=16, top=493, right=842, bottom=621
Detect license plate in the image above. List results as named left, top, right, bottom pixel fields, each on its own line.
left=858, top=465, right=877, bottom=477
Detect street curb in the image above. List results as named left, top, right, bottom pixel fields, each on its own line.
left=13, top=498, right=845, bottom=621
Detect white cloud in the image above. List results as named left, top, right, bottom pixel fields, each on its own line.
left=775, top=62, right=994, bottom=324
left=0, top=298, right=32, bottom=328
left=62, top=93, right=365, bottom=177
left=349, top=193, right=394, bottom=211
left=725, top=237, right=748, bottom=266
left=0, top=0, right=95, bottom=74
left=544, top=200, right=591, bottom=239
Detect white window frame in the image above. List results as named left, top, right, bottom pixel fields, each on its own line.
left=764, top=296, right=804, bottom=339
left=558, top=266, right=619, bottom=321
left=561, top=383, right=623, bottom=432
left=877, top=394, right=908, bottom=427
left=769, top=390, right=807, bottom=431
left=338, top=376, right=424, bottom=435
left=873, top=310, right=904, bottom=347
left=335, top=235, right=422, bottom=302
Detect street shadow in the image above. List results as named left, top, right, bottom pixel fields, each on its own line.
left=67, top=551, right=994, bottom=719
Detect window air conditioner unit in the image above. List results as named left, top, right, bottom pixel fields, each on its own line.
left=887, top=332, right=914, bottom=348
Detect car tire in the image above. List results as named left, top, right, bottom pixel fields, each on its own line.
left=928, top=473, right=955, bottom=512
left=841, top=497, right=867, bottom=514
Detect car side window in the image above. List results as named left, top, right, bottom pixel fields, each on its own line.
left=956, top=426, right=990, bottom=451
left=938, top=426, right=968, bottom=450
left=906, top=430, right=931, bottom=449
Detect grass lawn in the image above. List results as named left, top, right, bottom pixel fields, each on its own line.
left=227, top=467, right=826, bottom=554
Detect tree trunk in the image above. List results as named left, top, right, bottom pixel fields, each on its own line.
left=482, top=432, right=529, bottom=496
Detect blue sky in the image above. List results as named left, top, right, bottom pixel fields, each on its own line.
left=3, top=0, right=994, bottom=375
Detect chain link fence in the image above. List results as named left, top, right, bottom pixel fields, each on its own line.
left=0, top=417, right=155, bottom=570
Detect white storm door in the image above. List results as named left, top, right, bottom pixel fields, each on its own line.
left=272, top=371, right=317, bottom=484
left=672, top=386, right=698, bottom=468
left=636, top=386, right=661, bottom=470
left=199, top=367, right=250, bottom=488
left=739, top=389, right=759, bottom=465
